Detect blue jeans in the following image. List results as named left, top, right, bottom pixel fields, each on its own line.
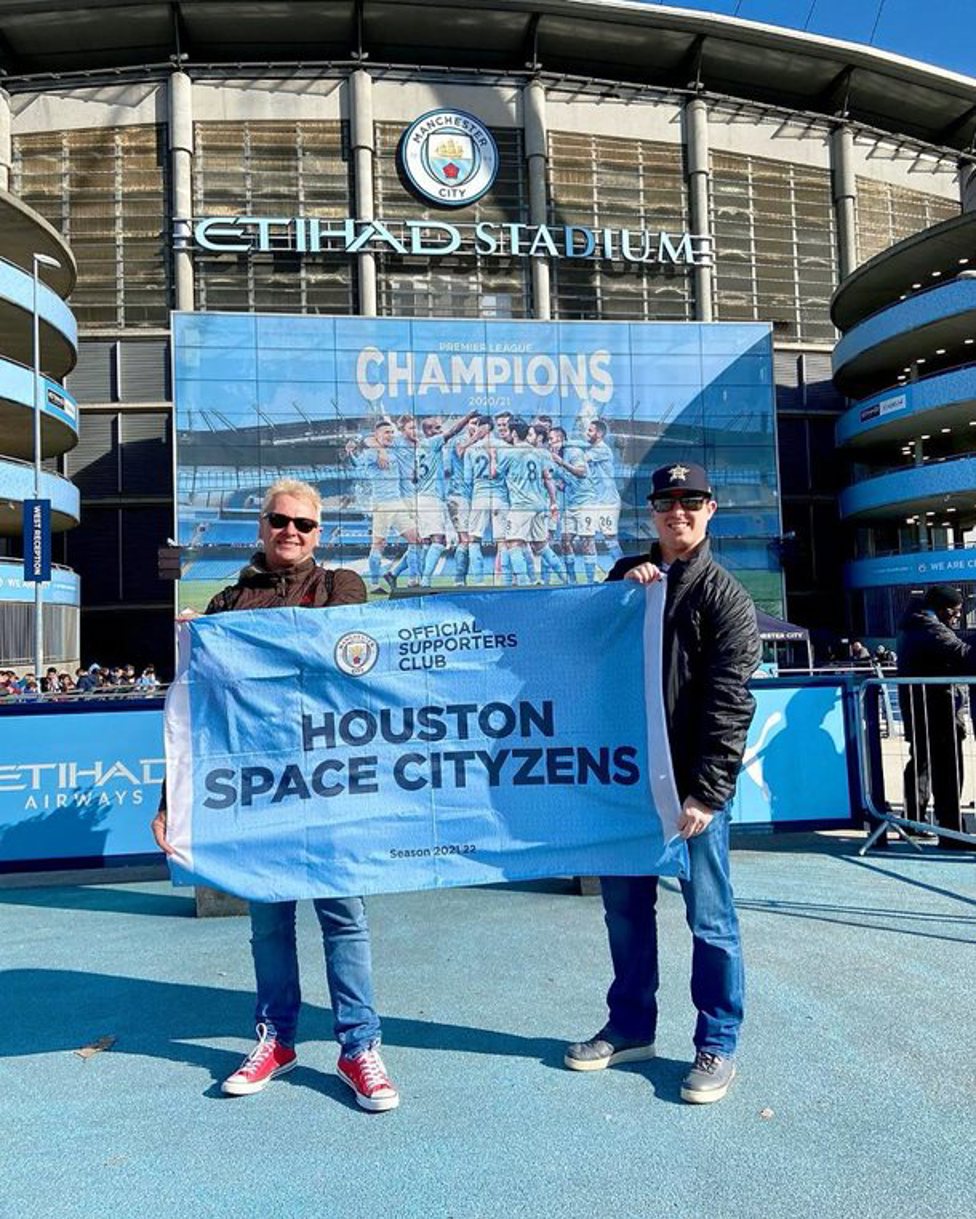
left=600, top=809, right=743, bottom=1056
left=249, top=896, right=381, bottom=1056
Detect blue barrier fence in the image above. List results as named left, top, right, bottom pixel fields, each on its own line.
left=0, top=678, right=858, bottom=871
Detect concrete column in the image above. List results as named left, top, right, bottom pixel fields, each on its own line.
left=684, top=97, right=713, bottom=322
left=524, top=80, right=551, bottom=321
left=169, top=71, right=195, bottom=312
left=831, top=125, right=858, bottom=282
left=0, top=88, right=11, bottom=193
left=350, top=69, right=377, bottom=317
left=961, top=161, right=976, bottom=212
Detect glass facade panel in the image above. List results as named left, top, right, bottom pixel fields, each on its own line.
left=13, top=125, right=170, bottom=329
left=547, top=132, right=692, bottom=322
left=711, top=151, right=836, bottom=344
left=855, top=178, right=960, bottom=264
left=193, top=121, right=354, bottom=315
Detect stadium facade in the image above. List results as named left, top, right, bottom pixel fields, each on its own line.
left=0, top=1, right=974, bottom=668
left=0, top=185, right=80, bottom=668
left=833, top=210, right=976, bottom=637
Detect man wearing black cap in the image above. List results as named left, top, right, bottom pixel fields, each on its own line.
left=565, top=460, right=760, bottom=1103
left=896, top=585, right=976, bottom=850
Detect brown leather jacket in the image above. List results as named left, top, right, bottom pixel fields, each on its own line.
left=205, top=554, right=366, bottom=613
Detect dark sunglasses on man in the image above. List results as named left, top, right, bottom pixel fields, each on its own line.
left=650, top=494, right=709, bottom=513
left=263, top=511, right=320, bottom=534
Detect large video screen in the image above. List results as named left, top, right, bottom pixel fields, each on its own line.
left=172, top=313, right=782, bottom=612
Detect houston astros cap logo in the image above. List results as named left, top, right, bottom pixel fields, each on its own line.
left=399, top=110, right=499, bottom=208
left=669, top=464, right=690, bottom=482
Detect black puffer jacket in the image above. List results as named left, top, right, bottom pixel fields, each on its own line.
left=205, top=554, right=366, bottom=613
left=896, top=602, right=976, bottom=735
left=896, top=603, right=976, bottom=679
left=608, top=539, right=761, bottom=810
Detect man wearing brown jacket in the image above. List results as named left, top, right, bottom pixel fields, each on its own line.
left=152, top=478, right=399, bottom=1111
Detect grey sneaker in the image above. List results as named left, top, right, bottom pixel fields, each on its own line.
left=564, top=1029, right=656, bottom=1072
left=680, top=1050, right=736, bottom=1103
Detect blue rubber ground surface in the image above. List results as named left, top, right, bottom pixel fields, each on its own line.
left=1, top=833, right=973, bottom=1219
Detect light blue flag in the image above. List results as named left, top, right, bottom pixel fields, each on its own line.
left=165, top=583, right=686, bottom=901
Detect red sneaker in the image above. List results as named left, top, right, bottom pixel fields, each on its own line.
left=221, top=1024, right=297, bottom=1096
left=337, top=1047, right=400, bottom=1112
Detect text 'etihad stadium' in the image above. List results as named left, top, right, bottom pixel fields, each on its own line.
left=185, top=216, right=713, bottom=265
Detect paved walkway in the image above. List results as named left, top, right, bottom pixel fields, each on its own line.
left=1, top=833, right=973, bottom=1219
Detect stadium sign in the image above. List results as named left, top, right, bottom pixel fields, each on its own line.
left=398, top=109, right=499, bottom=207
left=184, top=216, right=713, bottom=266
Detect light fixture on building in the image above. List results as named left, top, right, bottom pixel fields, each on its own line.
left=912, top=282, right=922, bottom=289
left=921, top=433, right=931, bottom=439
left=932, top=270, right=942, bottom=278
left=965, top=338, right=975, bottom=345
left=916, top=357, right=927, bottom=364
left=936, top=348, right=946, bottom=355
left=941, top=427, right=951, bottom=433
left=960, top=258, right=970, bottom=266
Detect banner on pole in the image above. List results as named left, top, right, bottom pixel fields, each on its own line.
left=22, top=499, right=51, bottom=583
left=164, top=583, right=686, bottom=901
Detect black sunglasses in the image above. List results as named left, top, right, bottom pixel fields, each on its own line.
left=650, top=494, right=709, bottom=513
left=263, top=511, right=319, bottom=534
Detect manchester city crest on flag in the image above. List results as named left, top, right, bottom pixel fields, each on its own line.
left=399, top=109, right=499, bottom=208
left=334, top=631, right=380, bottom=677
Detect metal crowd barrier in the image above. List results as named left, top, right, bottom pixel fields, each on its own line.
left=856, top=675, right=976, bottom=855
left=0, top=686, right=167, bottom=703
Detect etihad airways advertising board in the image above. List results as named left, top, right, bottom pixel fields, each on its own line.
left=172, top=314, right=781, bottom=612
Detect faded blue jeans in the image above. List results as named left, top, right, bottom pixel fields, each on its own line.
left=600, top=808, right=743, bottom=1056
left=249, top=896, right=381, bottom=1056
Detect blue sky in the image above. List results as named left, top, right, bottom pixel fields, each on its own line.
left=652, top=1, right=976, bottom=77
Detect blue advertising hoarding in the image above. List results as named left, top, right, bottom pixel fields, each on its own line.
left=0, top=681, right=852, bottom=871
left=173, top=314, right=782, bottom=613
left=0, top=559, right=78, bottom=605
left=0, top=705, right=164, bottom=863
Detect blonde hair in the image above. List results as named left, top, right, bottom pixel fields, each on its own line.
left=261, top=478, right=322, bottom=518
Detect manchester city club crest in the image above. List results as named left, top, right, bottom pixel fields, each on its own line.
left=399, top=109, right=499, bottom=208
left=334, top=631, right=380, bottom=677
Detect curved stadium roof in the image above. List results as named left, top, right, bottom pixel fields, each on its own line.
left=0, top=1, right=974, bottom=153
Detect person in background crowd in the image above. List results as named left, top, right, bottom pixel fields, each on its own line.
left=849, top=640, right=871, bottom=665
left=75, top=667, right=97, bottom=693
left=151, top=477, right=400, bottom=1112
left=136, top=665, right=159, bottom=689
left=564, top=461, right=760, bottom=1104
left=897, top=585, right=976, bottom=851
left=40, top=666, right=61, bottom=693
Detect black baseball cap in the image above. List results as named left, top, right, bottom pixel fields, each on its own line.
left=647, top=461, right=712, bottom=500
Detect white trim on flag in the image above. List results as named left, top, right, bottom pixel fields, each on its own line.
left=642, top=578, right=683, bottom=843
